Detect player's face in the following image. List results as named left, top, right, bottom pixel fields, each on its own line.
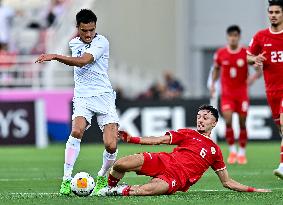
left=196, top=110, right=217, bottom=134
left=227, top=32, right=240, bottom=48
left=78, top=22, right=96, bottom=44
left=268, top=6, right=283, bottom=27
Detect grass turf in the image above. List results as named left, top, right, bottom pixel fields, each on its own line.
left=0, top=142, right=282, bottom=205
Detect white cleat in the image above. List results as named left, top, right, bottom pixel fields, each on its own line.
left=107, top=185, right=129, bottom=196
left=273, top=166, right=283, bottom=180
left=97, top=185, right=129, bottom=196
left=95, top=186, right=110, bottom=196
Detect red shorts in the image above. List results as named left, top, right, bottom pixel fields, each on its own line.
left=221, top=95, right=249, bottom=115
left=266, top=90, right=283, bottom=125
left=137, top=152, right=182, bottom=194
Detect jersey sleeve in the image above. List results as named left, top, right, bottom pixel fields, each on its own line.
left=247, top=32, right=262, bottom=56
left=165, top=130, right=185, bottom=145
left=85, top=37, right=108, bottom=61
left=211, top=146, right=226, bottom=172
left=213, top=49, right=222, bottom=67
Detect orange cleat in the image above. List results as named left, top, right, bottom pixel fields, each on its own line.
left=227, top=152, right=237, bottom=164
left=237, top=155, right=247, bottom=165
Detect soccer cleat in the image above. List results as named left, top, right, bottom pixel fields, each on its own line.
left=100, top=185, right=129, bottom=196
left=227, top=152, right=237, bottom=164
left=93, top=176, right=108, bottom=195
left=60, top=179, right=71, bottom=195
left=273, top=166, right=283, bottom=180
left=237, top=155, right=247, bottom=165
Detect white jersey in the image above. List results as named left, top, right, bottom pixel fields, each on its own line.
left=69, top=34, right=113, bottom=97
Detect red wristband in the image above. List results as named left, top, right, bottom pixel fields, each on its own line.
left=129, top=137, right=141, bottom=144
left=247, top=187, right=255, bottom=192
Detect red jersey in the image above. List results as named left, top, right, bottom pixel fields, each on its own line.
left=214, top=46, right=248, bottom=97
left=248, top=28, right=283, bottom=92
left=157, top=128, right=226, bottom=191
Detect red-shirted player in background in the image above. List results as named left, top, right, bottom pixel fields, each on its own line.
left=97, top=105, right=269, bottom=196
left=247, top=0, right=283, bottom=179
left=210, top=25, right=261, bottom=165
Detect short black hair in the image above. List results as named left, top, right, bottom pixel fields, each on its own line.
left=76, top=9, right=97, bottom=26
left=268, top=0, right=283, bottom=9
left=226, top=25, right=241, bottom=35
left=198, top=104, right=219, bottom=122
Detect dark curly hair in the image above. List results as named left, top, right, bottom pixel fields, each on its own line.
left=198, top=104, right=219, bottom=122
left=76, top=9, right=97, bottom=26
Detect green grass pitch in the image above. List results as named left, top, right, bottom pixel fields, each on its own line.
left=0, top=142, right=282, bottom=205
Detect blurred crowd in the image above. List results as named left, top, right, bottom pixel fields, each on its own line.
left=0, top=0, right=68, bottom=54
left=116, top=71, right=184, bottom=102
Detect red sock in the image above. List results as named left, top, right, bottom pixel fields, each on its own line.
left=226, top=127, right=235, bottom=145
left=108, top=174, right=120, bottom=187
left=239, top=129, right=248, bottom=148
left=281, top=146, right=283, bottom=163
left=122, top=185, right=131, bottom=196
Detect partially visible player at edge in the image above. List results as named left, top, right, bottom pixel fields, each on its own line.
left=35, top=9, right=119, bottom=195
left=210, top=25, right=261, bottom=165
left=98, top=105, right=270, bottom=196
left=247, top=0, right=283, bottom=179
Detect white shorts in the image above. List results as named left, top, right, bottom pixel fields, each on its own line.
left=72, top=92, right=119, bottom=131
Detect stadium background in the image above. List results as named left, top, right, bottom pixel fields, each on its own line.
left=0, top=0, right=282, bottom=205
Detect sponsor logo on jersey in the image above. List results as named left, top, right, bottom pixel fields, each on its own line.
left=237, top=59, right=245, bottom=67
left=264, top=44, right=272, bottom=47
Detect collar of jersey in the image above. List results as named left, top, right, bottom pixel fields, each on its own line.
left=226, top=45, right=242, bottom=54
left=269, top=27, right=283, bottom=34
left=194, top=130, right=213, bottom=141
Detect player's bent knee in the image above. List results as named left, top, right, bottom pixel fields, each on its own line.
left=71, top=129, right=83, bottom=139
left=105, top=143, right=117, bottom=153
left=113, top=159, right=127, bottom=172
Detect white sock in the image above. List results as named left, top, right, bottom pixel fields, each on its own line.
left=63, top=136, right=81, bottom=180
left=238, top=147, right=246, bottom=156
left=279, top=163, right=283, bottom=169
left=97, top=149, right=118, bottom=176
left=229, top=144, right=237, bottom=153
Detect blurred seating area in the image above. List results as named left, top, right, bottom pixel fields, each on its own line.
left=0, top=0, right=185, bottom=101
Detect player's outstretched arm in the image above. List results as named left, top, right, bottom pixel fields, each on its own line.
left=118, top=131, right=170, bottom=145
left=35, top=53, right=94, bottom=67
left=216, top=169, right=271, bottom=192
left=247, top=68, right=262, bottom=86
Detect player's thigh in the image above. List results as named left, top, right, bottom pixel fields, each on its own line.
left=114, top=153, right=144, bottom=172
left=72, top=97, right=93, bottom=129
left=222, top=110, right=233, bottom=124
left=266, top=91, right=282, bottom=125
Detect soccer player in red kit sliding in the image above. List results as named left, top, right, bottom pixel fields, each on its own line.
left=247, top=0, right=283, bottom=179
left=98, top=105, right=269, bottom=196
left=211, top=25, right=261, bottom=165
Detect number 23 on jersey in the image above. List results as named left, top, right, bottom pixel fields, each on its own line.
left=271, top=51, right=283, bottom=63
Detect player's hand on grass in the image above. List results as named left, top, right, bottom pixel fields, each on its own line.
left=118, top=131, right=131, bottom=142
left=35, top=54, right=57, bottom=63
left=254, top=188, right=272, bottom=193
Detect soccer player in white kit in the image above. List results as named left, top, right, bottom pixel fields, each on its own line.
left=35, top=9, right=119, bottom=195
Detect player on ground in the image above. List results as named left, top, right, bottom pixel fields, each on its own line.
left=99, top=105, right=269, bottom=196
left=35, top=9, right=119, bottom=195
left=211, top=25, right=261, bottom=165
left=247, top=0, right=283, bottom=179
